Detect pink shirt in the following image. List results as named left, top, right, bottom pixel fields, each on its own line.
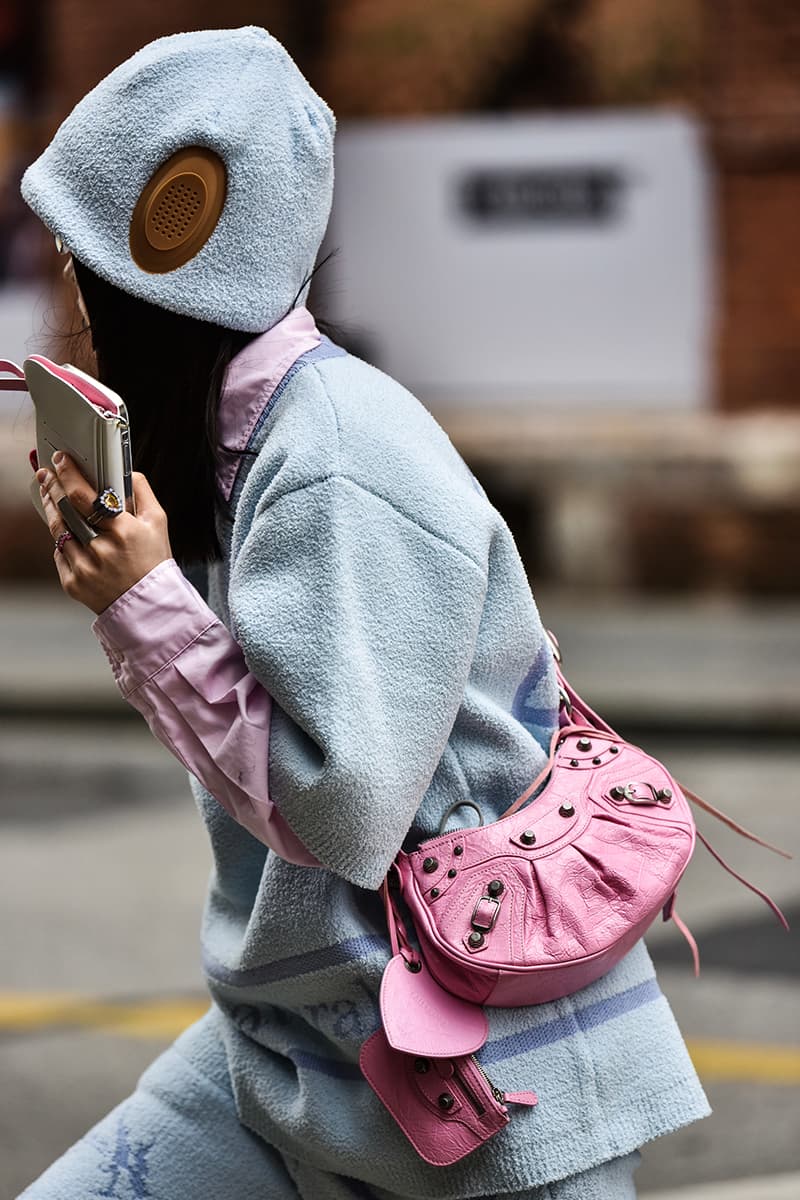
left=92, top=309, right=321, bottom=867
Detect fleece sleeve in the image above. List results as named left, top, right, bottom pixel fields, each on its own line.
left=228, top=475, right=488, bottom=889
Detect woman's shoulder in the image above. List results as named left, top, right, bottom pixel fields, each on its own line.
left=266, top=349, right=461, bottom=467
left=242, top=349, right=499, bottom=558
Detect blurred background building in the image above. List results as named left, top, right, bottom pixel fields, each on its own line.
left=1, top=0, right=800, bottom=595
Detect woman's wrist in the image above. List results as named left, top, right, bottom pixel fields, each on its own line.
left=92, top=558, right=218, bottom=696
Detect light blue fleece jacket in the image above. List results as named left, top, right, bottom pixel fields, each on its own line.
left=190, top=338, right=709, bottom=1197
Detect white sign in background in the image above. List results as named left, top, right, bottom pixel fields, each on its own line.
left=323, top=112, right=713, bottom=410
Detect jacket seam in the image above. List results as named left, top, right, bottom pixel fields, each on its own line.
left=310, top=361, right=344, bottom=468
left=256, top=472, right=487, bottom=577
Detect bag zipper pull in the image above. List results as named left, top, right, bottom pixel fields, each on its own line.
left=503, top=1090, right=539, bottom=1107
left=470, top=1056, right=538, bottom=1108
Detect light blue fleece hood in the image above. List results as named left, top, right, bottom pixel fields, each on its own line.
left=20, top=26, right=335, bottom=332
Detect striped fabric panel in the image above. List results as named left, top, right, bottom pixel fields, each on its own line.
left=281, top=977, right=661, bottom=1080
left=203, top=934, right=389, bottom=988
left=207, top=925, right=661, bottom=1081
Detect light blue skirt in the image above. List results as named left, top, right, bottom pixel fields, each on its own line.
left=18, top=1014, right=641, bottom=1200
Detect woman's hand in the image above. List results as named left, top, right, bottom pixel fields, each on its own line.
left=37, top=452, right=172, bottom=614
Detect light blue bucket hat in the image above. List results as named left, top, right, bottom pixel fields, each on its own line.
left=20, top=26, right=335, bottom=332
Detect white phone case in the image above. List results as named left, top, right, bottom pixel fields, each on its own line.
left=24, top=356, right=135, bottom=529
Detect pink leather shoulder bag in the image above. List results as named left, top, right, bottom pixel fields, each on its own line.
left=360, top=632, right=789, bottom=1166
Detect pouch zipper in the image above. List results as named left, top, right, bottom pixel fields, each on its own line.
left=450, top=1056, right=507, bottom=1116
left=469, top=1054, right=506, bottom=1106
left=451, top=1065, right=487, bottom=1116
left=449, top=1057, right=535, bottom=1118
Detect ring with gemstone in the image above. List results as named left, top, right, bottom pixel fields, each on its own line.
left=88, top=487, right=124, bottom=525
left=55, top=530, right=75, bottom=554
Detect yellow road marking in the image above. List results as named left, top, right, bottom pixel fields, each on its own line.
left=0, top=994, right=799, bottom=1084
left=0, top=993, right=209, bottom=1040
left=687, top=1038, right=800, bottom=1086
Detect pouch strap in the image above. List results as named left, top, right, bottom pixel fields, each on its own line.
left=382, top=869, right=420, bottom=969
left=546, top=628, right=619, bottom=736
left=557, top=672, right=618, bottom=736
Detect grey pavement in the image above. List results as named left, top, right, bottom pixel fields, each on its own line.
left=644, top=1176, right=800, bottom=1200
left=1, top=582, right=798, bottom=730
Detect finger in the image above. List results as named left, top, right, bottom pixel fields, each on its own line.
left=53, top=543, right=72, bottom=587
left=50, top=452, right=98, bottom=518
left=40, top=488, right=83, bottom=568
left=50, top=454, right=121, bottom=537
left=38, top=469, right=99, bottom=551
left=39, top=483, right=83, bottom=572
left=131, top=472, right=162, bottom=516
left=37, top=469, right=69, bottom=539
left=52, top=536, right=83, bottom=597
left=53, top=531, right=81, bottom=571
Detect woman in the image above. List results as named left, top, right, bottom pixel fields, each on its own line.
left=19, top=26, right=708, bottom=1200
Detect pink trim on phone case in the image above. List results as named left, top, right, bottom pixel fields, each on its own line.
left=26, top=356, right=120, bottom=415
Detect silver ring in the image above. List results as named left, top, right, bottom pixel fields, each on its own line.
left=55, top=530, right=75, bottom=554
left=57, top=496, right=98, bottom=544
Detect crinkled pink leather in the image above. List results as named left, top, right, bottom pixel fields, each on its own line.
left=359, top=1029, right=511, bottom=1166
left=380, top=953, right=489, bottom=1057
left=396, top=726, right=695, bottom=1007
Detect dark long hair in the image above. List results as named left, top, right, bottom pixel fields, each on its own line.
left=70, top=257, right=255, bottom=564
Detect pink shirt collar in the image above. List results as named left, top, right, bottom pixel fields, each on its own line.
left=217, top=306, right=321, bottom=500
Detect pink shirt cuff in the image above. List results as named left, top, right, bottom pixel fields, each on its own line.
left=93, top=558, right=215, bottom=695
left=92, top=559, right=318, bottom=868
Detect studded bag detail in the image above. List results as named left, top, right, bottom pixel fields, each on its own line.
left=360, top=631, right=790, bottom=1163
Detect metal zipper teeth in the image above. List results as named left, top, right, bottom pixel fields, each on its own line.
left=470, top=1055, right=506, bottom=1106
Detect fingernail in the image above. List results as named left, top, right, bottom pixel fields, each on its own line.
left=36, top=468, right=49, bottom=485
left=52, top=451, right=64, bottom=467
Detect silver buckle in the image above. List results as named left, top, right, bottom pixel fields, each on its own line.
left=471, top=895, right=501, bottom=932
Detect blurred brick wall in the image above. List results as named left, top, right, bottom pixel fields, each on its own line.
left=703, top=0, right=800, bottom=412
left=12, top=0, right=799, bottom=595
left=42, top=2, right=294, bottom=116
left=32, top=2, right=800, bottom=420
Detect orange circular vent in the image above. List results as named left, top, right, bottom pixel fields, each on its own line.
left=130, top=147, right=226, bottom=273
